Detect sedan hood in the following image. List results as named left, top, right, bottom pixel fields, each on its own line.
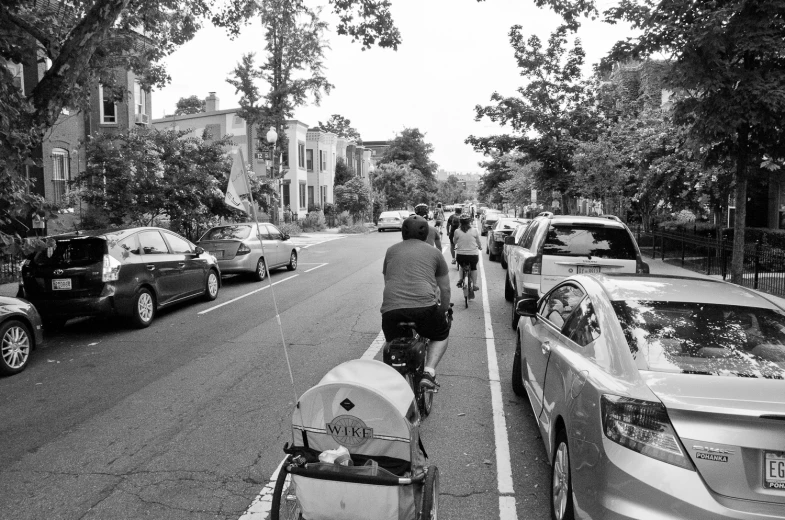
left=641, top=371, right=785, bottom=504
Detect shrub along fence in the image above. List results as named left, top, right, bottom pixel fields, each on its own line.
left=635, top=226, right=785, bottom=297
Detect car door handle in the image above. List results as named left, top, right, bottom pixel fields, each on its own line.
left=541, top=340, right=551, bottom=355
left=146, top=264, right=155, bottom=271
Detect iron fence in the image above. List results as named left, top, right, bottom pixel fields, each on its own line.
left=0, top=253, right=23, bottom=286
left=635, top=227, right=785, bottom=297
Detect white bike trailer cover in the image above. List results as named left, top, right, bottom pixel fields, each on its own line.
left=289, top=359, right=422, bottom=519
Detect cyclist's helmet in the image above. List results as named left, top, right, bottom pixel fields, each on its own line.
left=459, top=213, right=472, bottom=222
left=414, top=204, right=429, bottom=218
left=401, top=215, right=429, bottom=241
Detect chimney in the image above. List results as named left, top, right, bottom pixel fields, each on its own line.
left=206, top=92, right=219, bottom=112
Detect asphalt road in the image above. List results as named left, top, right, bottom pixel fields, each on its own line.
left=0, top=228, right=551, bottom=520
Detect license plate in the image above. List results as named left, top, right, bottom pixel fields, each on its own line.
left=764, top=452, right=785, bottom=489
left=52, top=278, right=72, bottom=290
left=577, top=266, right=601, bottom=274
left=214, top=250, right=224, bottom=259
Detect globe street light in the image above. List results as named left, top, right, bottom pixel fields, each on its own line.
left=368, top=162, right=376, bottom=223
left=265, top=126, right=279, bottom=222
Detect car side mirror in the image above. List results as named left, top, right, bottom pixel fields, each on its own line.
left=282, top=233, right=290, bottom=241
left=194, top=246, right=205, bottom=256
left=515, top=298, right=538, bottom=318
left=504, top=236, right=516, bottom=245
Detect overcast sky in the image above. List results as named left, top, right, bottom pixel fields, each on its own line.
left=154, top=0, right=632, bottom=173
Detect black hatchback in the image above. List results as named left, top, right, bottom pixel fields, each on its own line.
left=19, top=227, right=221, bottom=329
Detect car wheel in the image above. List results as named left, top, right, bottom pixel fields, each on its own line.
left=551, top=430, right=575, bottom=520
left=286, top=250, right=298, bottom=271
left=204, top=270, right=219, bottom=301
left=511, top=295, right=520, bottom=330
left=489, top=249, right=498, bottom=261
left=501, top=256, right=508, bottom=269
left=130, top=288, right=155, bottom=328
left=512, top=335, right=526, bottom=397
left=253, top=258, right=267, bottom=281
left=378, top=229, right=382, bottom=233
left=485, top=245, right=489, bottom=254
left=0, top=320, right=32, bottom=376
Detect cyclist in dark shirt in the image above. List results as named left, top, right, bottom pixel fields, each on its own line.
left=446, top=206, right=463, bottom=265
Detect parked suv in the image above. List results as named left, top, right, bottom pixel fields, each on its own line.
left=506, top=214, right=648, bottom=326
left=20, top=227, right=221, bottom=329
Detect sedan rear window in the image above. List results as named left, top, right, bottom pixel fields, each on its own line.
left=543, top=225, right=637, bottom=259
left=201, top=225, right=252, bottom=240
left=31, top=238, right=105, bottom=267
left=612, top=301, right=785, bottom=379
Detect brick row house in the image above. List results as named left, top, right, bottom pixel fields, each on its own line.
left=2, top=54, right=152, bottom=235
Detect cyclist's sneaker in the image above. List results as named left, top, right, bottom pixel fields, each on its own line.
left=451, top=259, right=456, bottom=264
left=456, top=280, right=463, bottom=288
left=472, top=284, right=480, bottom=292
left=468, top=288, right=475, bottom=300
left=419, top=372, right=440, bottom=390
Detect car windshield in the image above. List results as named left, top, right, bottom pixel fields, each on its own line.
left=31, top=238, right=105, bottom=267
left=201, top=225, right=252, bottom=240
left=543, top=225, right=637, bottom=259
left=612, top=300, right=785, bottom=379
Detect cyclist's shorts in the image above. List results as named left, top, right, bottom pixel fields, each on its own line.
left=435, top=220, right=444, bottom=227
left=456, top=254, right=479, bottom=271
left=382, top=305, right=450, bottom=342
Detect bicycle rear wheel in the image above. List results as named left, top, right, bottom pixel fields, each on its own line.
left=271, top=459, right=301, bottom=520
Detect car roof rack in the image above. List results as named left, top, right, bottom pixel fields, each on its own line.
left=599, top=214, right=622, bottom=222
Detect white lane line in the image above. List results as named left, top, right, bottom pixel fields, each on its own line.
left=198, top=275, right=298, bottom=315
left=362, top=330, right=386, bottom=359
left=478, top=255, right=518, bottom=519
left=304, top=263, right=328, bottom=273
left=237, top=458, right=286, bottom=519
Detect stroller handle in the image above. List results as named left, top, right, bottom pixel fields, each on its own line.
left=287, top=464, right=427, bottom=487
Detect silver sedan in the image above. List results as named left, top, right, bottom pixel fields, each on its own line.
left=512, top=273, right=785, bottom=520
left=197, top=223, right=297, bottom=281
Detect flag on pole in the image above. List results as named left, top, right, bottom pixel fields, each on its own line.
left=225, top=149, right=250, bottom=213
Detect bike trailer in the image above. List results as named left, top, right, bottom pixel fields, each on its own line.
left=274, top=359, right=438, bottom=520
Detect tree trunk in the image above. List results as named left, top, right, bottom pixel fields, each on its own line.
left=731, top=126, right=749, bottom=285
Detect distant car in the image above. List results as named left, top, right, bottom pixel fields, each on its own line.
left=513, top=273, right=785, bottom=520
left=0, top=296, right=44, bottom=376
left=480, top=211, right=506, bottom=236
left=20, top=227, right=221, bottom=329
left=487, top=218, right=529, bottom=262
left=506, top=215, right=648, bottom=328
left=502, top=222, right=530, bottom=270
left=377, top=211, right=405, bottom=232
left=197, top=223, right=297, bottom=281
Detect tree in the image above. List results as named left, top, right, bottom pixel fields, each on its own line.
left=334, top=157, right=355, bottom=186
left=371, top=162, right=420, bottom=209
left=602, top=0, right=785, bottom=283
left=467, top=25, right=598, bottom=213
left=334, top=177, right=371, bottom=221
left=175, top=95, right=206, bottom=115
left=498, top=158, right=539, bottom=214
left=1, top=0, right=401, bottom=250
left=436, top=175, right=468, bottom=205
left=379, top=128, right=438, bottom=178
left=319, top=114, right=362, bottom=142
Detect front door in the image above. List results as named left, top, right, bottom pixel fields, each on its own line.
left=162, top=231, right=204, bottom=297
left=263, top=224, right=284, bottom=267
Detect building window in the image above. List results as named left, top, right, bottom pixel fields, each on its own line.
left=319, top=151, right=326, bottom=171
left=99, top=84, right=117, bottom=124
left=299, top=182, right=306, bottom=207
left=282, top=150, right=289, bottom=168
left=320, top=186, right=326, bottom=206
left=51, top=148, right=70, bottom=204
left=5, top=60, right=24, bottom=93
left=283, top=182, right=291, bottom=207
left=134, top=81, right=147, bottom=116
left=298, top=143, right=305, bottom=168
left=306, top=149, right=314, bottom=171
left=308, top=186, right=314, bottom=206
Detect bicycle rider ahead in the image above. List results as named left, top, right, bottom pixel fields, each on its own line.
left=380, top=216, right=451, bottom=390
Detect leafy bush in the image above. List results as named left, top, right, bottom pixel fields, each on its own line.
left=278, top=221, right=302, bottom=236
left=301, top=211, right=326, bottom=232
left=307, top=204, right=322, bottom=213
left=339, top=224, right=370, bottom=234
left=323, top=202, right=337, bottom=216
left=337, top=211, right=353, bottom=227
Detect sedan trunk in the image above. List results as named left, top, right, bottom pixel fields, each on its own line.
left=642, top=372, right=785, bottom=504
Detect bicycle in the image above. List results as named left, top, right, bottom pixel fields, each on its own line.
left=383, top=306, right=453, bottom=418
left=458, top=260, right=475, bottom=308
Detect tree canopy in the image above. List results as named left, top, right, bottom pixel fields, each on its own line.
left=175, top=95, right=206, bottom=115
left=319, top=114, right=362, bottom=143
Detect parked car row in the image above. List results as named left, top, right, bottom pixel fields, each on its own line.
left=494, top=213, right=785, bottom=519
left=6, top=223, right=297, bottom=376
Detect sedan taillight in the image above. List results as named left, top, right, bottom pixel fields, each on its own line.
left=102, top=254, right=121, bottom=282
left=522, top=255, right=541, bottom=275
left=601, top=395, right=694, bottom=470
left=236, top=244, right=252, bottom=255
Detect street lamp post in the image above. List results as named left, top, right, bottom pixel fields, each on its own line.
left=368, top=162, right=376, bottom=224
left=265, top=126, right=278, bottom=223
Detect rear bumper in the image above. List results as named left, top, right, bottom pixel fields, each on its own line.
left=216, top=254, right=258, bottom=274
left=489, top=239, right=504, bottom=254
left=26, top=294, right=117, bottom=319
left=377, top=223, right=402, bottom=230
left=573, top=439, right=785, bottom=520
